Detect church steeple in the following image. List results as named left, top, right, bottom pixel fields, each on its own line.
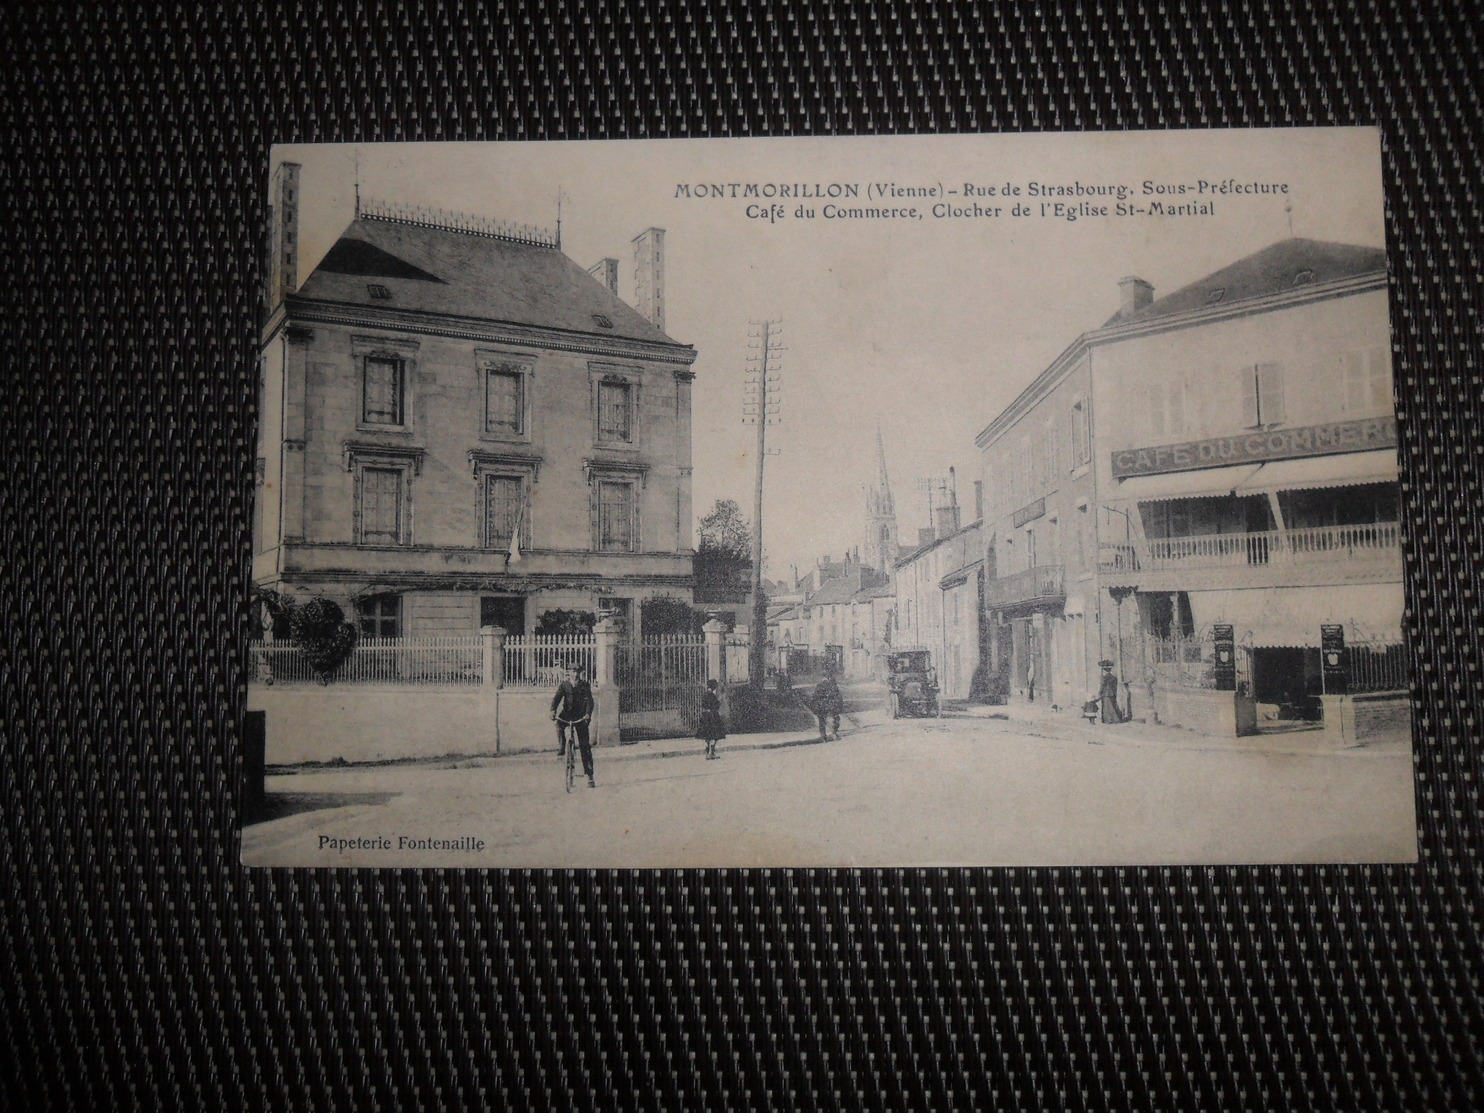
left=865, top=423, right=899, bottom=574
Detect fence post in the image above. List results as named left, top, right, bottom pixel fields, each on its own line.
left=594, top=614, right=621, bottom=688
left=703, top=617, right=727, bottom=686
left=481, top=625, right=505, bottom=689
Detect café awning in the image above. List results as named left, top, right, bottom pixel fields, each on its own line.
left=1233, top=449, right=1398, bottom=494
left=1111, top=463, right=1264, bottom=503
left=1185, top=583, right=1404, bottom=647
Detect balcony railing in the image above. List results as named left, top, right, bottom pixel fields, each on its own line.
left=984, top=564, right=1065, bottom=608
left=1102, top=522, right=1400, bottom=574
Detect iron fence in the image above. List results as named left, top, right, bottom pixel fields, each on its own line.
left=1145, top=627, right=1252, bottom=693
left=1349, top=640, right=1408, bottom=694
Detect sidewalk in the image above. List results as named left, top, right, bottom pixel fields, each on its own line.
left=944, top=699, right=1406, bottom=757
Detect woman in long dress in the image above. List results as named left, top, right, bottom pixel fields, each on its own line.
left=696, top=679, right=727, bottom=759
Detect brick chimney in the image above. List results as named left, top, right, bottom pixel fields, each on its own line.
left=632, top=227, right=666, bottom=332
left=587, top=257, right=619, bottom=295
left=265, top=161, right=301, bottom=312
left=1118, top=275, right=1154, bottom=316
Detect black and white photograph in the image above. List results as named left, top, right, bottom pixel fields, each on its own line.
left=241, top=128, right=1414, bottom=867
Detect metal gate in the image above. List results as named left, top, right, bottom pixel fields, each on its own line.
left=614, top=635, right=708, bottom=740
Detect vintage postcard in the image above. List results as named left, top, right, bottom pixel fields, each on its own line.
left=241, top=128, right=1415, bottom=867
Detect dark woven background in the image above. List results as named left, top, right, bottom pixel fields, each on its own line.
left=4, top=2, right=1480, bottom=1109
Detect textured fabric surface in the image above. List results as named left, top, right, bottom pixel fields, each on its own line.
left=4, top=2, right=1481, bottom=1109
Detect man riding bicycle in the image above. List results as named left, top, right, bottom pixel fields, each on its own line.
left=551, top=665, right=597, bottom=788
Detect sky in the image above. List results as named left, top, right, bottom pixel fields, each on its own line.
left=273, top=129, right=1387, bottom=578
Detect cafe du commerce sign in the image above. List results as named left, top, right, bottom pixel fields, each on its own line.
left=1111, top=415, right=1397, bottom=479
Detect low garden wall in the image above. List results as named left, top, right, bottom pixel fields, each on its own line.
left=1352, top=692, right=1411, bottom=744
left=1153, top=685, right=1255, bottom=738
left=250, top=684, right=621, bottom=766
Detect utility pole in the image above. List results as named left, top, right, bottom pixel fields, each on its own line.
left=743, top=319, right=783, bottom=687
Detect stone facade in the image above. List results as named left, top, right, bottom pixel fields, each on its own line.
left=977, top=239, right=1402, bottom=730
left=253, top=171, right=699, bottom=639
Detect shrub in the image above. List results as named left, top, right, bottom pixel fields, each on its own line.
left=641, top=596, right=705, bottom=636
left=288, top=597, right=359, bottom=683
left=535, top=609, right=596, bottom=636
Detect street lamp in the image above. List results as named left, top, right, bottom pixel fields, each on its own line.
left=1102, top=505, right=1135, bottom=720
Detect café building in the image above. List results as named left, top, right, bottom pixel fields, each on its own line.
left=978, top=238, right=1402, bottom=729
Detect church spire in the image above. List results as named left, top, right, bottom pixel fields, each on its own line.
left=864, top=422, right=899, bottom=575
left=869, top=422, right=894, bottom=517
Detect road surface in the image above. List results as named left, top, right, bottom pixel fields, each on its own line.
left=241, top=713, right=1417, bottom=867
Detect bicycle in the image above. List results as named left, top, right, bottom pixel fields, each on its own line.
left=557, top=705, right=599, bottom=791
left=557, top=718, right=579, bottom=793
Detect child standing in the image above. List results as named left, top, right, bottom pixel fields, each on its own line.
left=696, top=679, right=726, bottom=759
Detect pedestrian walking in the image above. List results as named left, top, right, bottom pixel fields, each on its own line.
left=551, top=665, right=597, bottom=787
left=696, top=679, right=726, bottom=759
left=812, top=671, right=844, bottom=742
left=1098, top=660, right=1126, bottom=724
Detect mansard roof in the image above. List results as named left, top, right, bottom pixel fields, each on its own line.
left=1103, top=238, right=1386, bottom=327
left=293, top=216, right=683, bottom=348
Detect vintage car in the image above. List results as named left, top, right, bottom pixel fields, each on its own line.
left=886, top=649, right=940, bottom=718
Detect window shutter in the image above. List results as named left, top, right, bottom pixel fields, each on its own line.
left=361, top=468, right=402, bottom=543
left=1147, top=383, right=1166, bottom=438
left=485, top=476, right=525, bottom=547
left=1240, top=366, right=1260, bottom=427
left=1256, top=362, right=1285, bottom=424
left=363, top=357, right=404, bottom=425
left=1368, top=347, right=1390, bottom=413
left=485, top=368, right=523, bottom=433
left=1169, top=379, right=1186, bottom=435
left=598, top=381, right=632, bottom=441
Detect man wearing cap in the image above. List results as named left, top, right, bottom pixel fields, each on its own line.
left=1098, top=660, right=1125, bottom=723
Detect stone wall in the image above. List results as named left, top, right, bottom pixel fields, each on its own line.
left=1352, top=692, right=1411, bottom=744
left=251, top=684, right=621, bottom=765
left=1153, top=684, right=1249, bottom=737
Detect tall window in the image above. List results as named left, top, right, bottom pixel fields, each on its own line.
left=1241, top=362, right=1286, bottom=427
left=362, top=356, right=405, bottom=425
left=1149, top=379, right=1187, bottom=438
left=360, top=467, right=403, bottom=544
left=1342, top=347, right=1390, bottom=414
left=356, top=593, right=401, bottom=638
left=598, top=379, right=634, bottom=442
left=597, top=479, right=636, bottom=551
left=484, top=474, right=528, bottom=549
left=485, top=365, right=525, bottom=436
left=1069, top=398, right=1091, bottom=467
left=1043, top=414, right=1058, bottom=484
left=1026, top=527, right=1036, bottom=569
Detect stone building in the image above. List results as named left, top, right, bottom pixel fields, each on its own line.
left=253, top=163, right=700, bottom=639
left=976, top=238, right=1401, bottom=728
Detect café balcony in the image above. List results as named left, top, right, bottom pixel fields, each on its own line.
left=1098, top=522, right=1402, bottom=592
left=983, top=564, right=1066, bottom=610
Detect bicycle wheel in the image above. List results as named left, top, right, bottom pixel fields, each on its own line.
left=564, top=727, right=576, bottom=793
